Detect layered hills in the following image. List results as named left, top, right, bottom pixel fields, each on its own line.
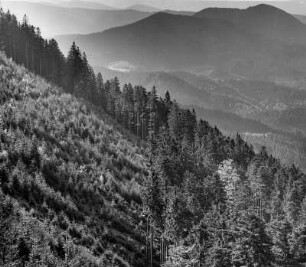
left=1, top=1, right=150, bottom=36
left=54, top=4, right=306, bottom=171
left=56, top=4, right=306, bottom=83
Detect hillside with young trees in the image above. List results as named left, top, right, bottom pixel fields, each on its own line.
left=2, top=7, right=306, bottom=267
left=0, top=51, right=153, bottom=266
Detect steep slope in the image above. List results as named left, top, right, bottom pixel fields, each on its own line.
left=56, top=5, right=306, bottom=82
left=98, top=68, right=306, bottom=121
left=0, top=52, right=149, bottom=266
left=2, top=1, right=150, bottom=37
left=95, top=67, right=306, bottom=170
left=95, top=68, right=260, bottom=111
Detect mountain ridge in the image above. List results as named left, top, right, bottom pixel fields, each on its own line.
left=56, top=4, right=306, bottom=83
left=194, top=4, right=306, bottom=43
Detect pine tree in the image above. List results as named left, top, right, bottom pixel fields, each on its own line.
left=269, top=219, right=294, bottom=266
left=96, top=72, right=106, bottom=108
left=217, top=159, right=241, bottom=208
left=291, top=222, right=306, bottom=262
left=232, top=214, right=274, bottom=267
left=0, top=192, right=19, bottom=266
left=66, top=42, right=83, bottom=94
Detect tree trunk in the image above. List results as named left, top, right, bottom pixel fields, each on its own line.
left=150, top=225, right=153, bottom=267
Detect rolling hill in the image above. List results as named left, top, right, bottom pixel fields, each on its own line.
left=194, top=4, right=306, bottom=44
left=56, top=11, right=260, bottom=71
left=56, top=4, right=306, bottom=83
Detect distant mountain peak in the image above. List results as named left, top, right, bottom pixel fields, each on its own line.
left=247, top=3, right=283, bottom=11
left=195, top=4, right=297, bottom=18
left=245, top=3, right=297, bottom=17
left=194, top=4, right=304, bottom=38
left=56, top=4, right=306, bottom=82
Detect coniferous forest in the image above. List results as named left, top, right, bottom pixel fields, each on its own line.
left=2, top=7, right=306, bottom=267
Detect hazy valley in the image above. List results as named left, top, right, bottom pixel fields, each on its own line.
left=57, top=4, right=306, bottom=84
left=93, top=66, right=306, bottom=171
left=54, top=4, right=306, bottom=170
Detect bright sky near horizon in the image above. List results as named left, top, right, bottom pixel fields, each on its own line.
left=2, top=0, right=306, bottom=38
left=2, top=0, right=304, bottom=13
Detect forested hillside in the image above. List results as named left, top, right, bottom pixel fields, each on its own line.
left=96, top=67, right=306, bottom=171
left=0, top=52, right=152, bottom=266
left=2, top=7, right=306, bottom=267
left=0, top=9, right=65, bottom=85
left=90, top=64, right=306, bottom=267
